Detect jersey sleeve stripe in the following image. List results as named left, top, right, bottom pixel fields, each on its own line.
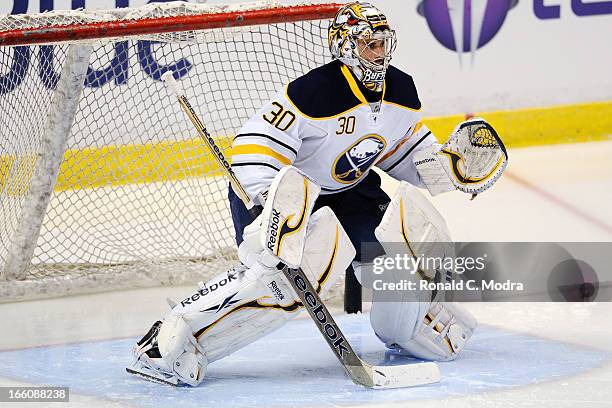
left=231, top=144, right=292, bottom=165
left=377, top=127, right=414, bottom=164
left=412, top=121, right=424, bottom=135
left=381, top=131, right=432, bottom=172
left=377, top=121, right=425, bottom=164
left=231, top=162, right=281, bottom=171
left=234, top=133, right=298, bottom=155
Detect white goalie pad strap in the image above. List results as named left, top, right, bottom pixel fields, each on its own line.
left=405, top=302, right=477, bottom=361
left=372, top=299, right=477, bottom=362
left=414, top=118, right=508, bottom=196
left=260, top=165, right=320, bottom=268
left=238, top=213, right=263, bottom=268
left=156, top=315, right=208, bottom=386
left=375, top=181, right=453, bottom=280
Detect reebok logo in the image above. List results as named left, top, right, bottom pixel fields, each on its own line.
left=202, top=292, right=241, bottom=314
left=267, top=280, right=285, bottom=301
left=290, top=269, right=350, bottom=358
left=267, top=209, right=281, bottom=252
left=415, top=157, right=436, bottom=166
left=180, top=274, right=237, bottom=307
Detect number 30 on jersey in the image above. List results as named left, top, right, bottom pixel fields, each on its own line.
left=336, top=116, right=355, bottom=135
left=263, top=102, right=296, bottom=131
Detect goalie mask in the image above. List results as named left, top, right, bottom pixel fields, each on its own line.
left=329, top=2, right=397, bottom=92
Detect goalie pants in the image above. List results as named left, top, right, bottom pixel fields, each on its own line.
left=228, top=170, right=390, bottom=263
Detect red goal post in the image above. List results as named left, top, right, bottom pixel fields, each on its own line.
left=0, top=3, right=341, bottom=46
left=0, top=1, right=343, bottom=302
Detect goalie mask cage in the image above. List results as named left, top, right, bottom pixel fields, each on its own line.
left=0, top=1, right=341, bottom=301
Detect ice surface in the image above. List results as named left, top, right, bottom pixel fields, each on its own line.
left=0, top=314, right=609, bottom=408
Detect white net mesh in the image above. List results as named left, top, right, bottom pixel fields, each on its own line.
left=0, top=1, right=333, bottom=301
left=0, top=2, right=278, bottom=32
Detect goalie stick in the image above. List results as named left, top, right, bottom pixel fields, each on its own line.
left=160, top=71, right=441, bottom=389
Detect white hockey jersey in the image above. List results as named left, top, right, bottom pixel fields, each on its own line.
left=231, top=60, right=438, bottom=200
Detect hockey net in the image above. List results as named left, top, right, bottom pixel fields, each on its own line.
left=0, top=1, right=339, bottom=301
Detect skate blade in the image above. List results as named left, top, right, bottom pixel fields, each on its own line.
left=126, top=367, right=180, bottom=387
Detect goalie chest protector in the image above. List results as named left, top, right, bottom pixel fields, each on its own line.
left=235, top=59, right=424, bottom=194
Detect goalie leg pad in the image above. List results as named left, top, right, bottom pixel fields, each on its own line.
left=369, top=268, right=477, bottom=361
left=242, top=200, right=355, bottom=304
left=129, top=206, right=354, bottom=386
left=375, top=181, right=453, bottom=280
left=371, top=181, right=476, bottom=360
left=238, top=165, right=321, bottom=269
left=300, top=206, right=356, bottom=300
left=169, top=263, right=298, bottom=367
left=128, top=264, right=297, bottom=387
left=260, top=165, right=321, bottom=268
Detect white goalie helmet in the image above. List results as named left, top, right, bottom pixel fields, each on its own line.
left=328, top=2, right=397, bottom=92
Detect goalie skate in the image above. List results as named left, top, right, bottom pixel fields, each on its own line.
left=126, top=321, right=180, bottom=387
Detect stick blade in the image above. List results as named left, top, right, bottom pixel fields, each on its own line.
left=371, top=362, right=441, bottom=389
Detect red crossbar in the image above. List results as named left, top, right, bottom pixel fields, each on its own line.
left=0, top=3, right=341, bottom=46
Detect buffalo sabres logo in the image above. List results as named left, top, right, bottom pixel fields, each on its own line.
left=332, top=134, right=386, bottom=184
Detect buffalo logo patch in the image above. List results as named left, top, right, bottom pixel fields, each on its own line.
left=332, top=134, right=386, bottom=184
